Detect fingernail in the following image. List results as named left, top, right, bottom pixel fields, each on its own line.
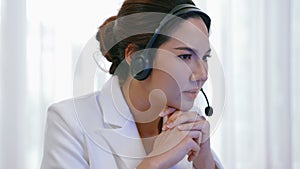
left=177, top=125, right=183, bottom=130
left=166, top=123, right=173, bottom=128
left=159, top=112, right=165, bottom=117
left=165, top=107, right=175, bottom=114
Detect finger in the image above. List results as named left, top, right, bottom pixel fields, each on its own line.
left=186, top=139, right=200, bottom=162
left=166, top=112, right=202, bottom=129
left=188, top=130, right=202, bottom=140
left=200, top=121, right=210, bottom=143
left=190, top=130, right=202, bottom=145
left=177, top=121, right=203, bottom=130
left=187, top=150, right=196, bottom=161
left=199, top=115, right=206, bottom=120
left=162, top=110, right=181, bottom=131
left=195, top=132, right=202, bottom=145
left=159, top=107, right=176, bottom=117
left=188, top=151, right=198, bottom=162
left=178, top=121, right=210, bottom=143
left=163, top=111, right=193, bottom=130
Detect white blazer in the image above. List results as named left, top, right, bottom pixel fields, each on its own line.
left=41, top=76, right=223, bottom=169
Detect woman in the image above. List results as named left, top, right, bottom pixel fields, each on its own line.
left=41, top=0, right=223, bottom=168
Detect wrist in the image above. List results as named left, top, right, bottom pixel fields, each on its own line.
left=199, top=138, right=211, bottom=154
left=137, top=156, right=160, bottom=169
left=193, top=139, right=216, bottom=169
left=193, top=162, right=217, bottom=169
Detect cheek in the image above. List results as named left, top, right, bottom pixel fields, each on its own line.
left=153, top=53, right=192, bottom=88
left=151, top=52, right=194, bottom=109
left=151, top=70, right=180, bottom=92
left=150, top=68, right=189, bottom=109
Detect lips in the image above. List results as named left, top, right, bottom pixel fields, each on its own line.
left=183, top=88, right=200, bottom=99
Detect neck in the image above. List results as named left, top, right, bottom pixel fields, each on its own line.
left=136, top=119, right=162, bottom=154
left=121, top=76, right=164, bottom=137
left=122, top=76, right=150, bottom=113
left=135, top=118, right=161, bottom=138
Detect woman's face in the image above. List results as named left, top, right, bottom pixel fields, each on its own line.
left=144, top=17, right=210, bottom=111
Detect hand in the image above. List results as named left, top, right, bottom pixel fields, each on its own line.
left=159, top=107, right=216, bottom=169
left=137, top=127, right=201, bottom=169
left=160, top=107, right=210, bottom=144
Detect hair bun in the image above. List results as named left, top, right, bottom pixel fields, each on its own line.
left=96, top=16, right=118, bottom=63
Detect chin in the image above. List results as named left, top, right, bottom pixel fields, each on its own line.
left=172, top=100, right=194, bottom=112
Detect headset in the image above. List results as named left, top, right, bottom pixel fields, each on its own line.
left=129, top=4, right=213, bottom=116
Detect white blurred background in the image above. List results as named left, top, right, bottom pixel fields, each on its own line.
left=0, top=0, right=299, bottom=169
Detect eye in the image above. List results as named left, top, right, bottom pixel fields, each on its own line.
left=202, top=54, right=212, bottom=61
left=178, top=54, right=192, bottom=60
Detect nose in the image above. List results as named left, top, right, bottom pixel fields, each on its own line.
left=190, top=59, right=208, bottom=82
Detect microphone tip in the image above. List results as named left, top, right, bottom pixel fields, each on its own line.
left=205, top=106, right=213, bottom=116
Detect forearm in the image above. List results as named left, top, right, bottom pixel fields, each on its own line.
left=193, top=139, right=217, bottom=169
left=136, top=157, right=158, bottom=169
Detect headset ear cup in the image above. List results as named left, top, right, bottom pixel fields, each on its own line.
left=130, top=53, right=151, bottom=81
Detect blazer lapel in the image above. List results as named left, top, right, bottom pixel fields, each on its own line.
left=96, top=121, right=146, bottom=169
left=96, top=76, right=146, bottom=168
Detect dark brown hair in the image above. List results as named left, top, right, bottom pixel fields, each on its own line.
left=96, top=0, right=205, bottom=83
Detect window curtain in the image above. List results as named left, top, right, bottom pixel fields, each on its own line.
left=202, top=0, right=300, bottom=168
left=0, top=0, right=299, bottom=169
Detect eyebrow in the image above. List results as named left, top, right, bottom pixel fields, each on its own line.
left=174, top=47, right=211, bottom=55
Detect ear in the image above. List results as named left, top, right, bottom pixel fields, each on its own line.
left=124, top=43, right=139, bottom=65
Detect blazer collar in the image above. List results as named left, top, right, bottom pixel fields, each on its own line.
left=96, top=76, right=146, bottom=168
left=99, top=76, right=133, bottom=127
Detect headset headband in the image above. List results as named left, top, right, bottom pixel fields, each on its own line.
left=146, top=4, right=211, bottom=49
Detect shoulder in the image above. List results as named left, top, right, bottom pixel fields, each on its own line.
left=42, top=92, right=104, bottom=168
left=46, top=91, right=103, bottom=136
left=49, top=92, right=101, bottom=114
left=42, top=76, right=119, bottom=169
